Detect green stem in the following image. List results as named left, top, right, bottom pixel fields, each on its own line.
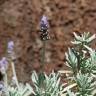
left=4, top=73, right=8, bottom=87
left=11, top=61, right=19, bottom=89
left=3, top=72, right=9, bottom=95
left=40, top=40, right=46, bottom=72
left=77, top=44, right=83, bottom=72
left=39, top=40, right=46, bottom=87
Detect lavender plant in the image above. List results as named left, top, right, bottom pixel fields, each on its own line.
left=31, top=71, right=63, bottom=96
left=0, top=57, right=9, bottom=95
left=0, top=41, right=33, bottom=96
left=30, top=15, right=63, bottom=96
left=7, top=41, right=19, bottom=89
left=2, top=15, right=96, bottom=96
left=60, top=32, right=96, bottom=96
left=0, top=15, right=63, bottom=96
left=40, top=15, right=50, bottom=69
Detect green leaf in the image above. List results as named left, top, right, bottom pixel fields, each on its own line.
left=87, top=34, right=96, bottom=43
left=31, top=71, right=38, bottom=84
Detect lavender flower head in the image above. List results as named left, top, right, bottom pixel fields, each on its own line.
left=8, top=41, right=14, bottom=51
left=40, top=15, right=50, bottom=40
left=40, top=15, right=49, bottom=28
left=0, top=57, right=8, bottom=74
left=7, top=41, right=16, bottom=60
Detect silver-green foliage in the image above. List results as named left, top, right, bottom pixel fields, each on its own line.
left=71, top=32, right=95, bottom=45
left=5, top=83, right=34, bottom=96
left=65, top=32, right=96, bottom=95
left=31, top=71, right=63, bottom=96
left=75, top=73, right=94, bottom=96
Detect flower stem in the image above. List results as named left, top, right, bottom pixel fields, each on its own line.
left=3, top=72, right=10, bottom=95
left=40, top=40, right=46, bottom=72
left=11, top=61, right=19, bottom=89
left=39, top=40, right=46, bottom=87
left=4, top=73, right=8, bottom=87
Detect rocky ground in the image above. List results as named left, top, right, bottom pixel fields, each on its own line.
left=0, top=0, right=96, bottom=83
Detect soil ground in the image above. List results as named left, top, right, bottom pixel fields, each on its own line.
left=0, top=0, right=96, bottom=83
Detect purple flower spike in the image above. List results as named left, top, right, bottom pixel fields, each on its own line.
left=40, top=15, right=50, bottom=41
left=1, top=57, right=8, bottom=65
left=40, top=15, right=49, bottom=28
left=7, top=41, right=16, bottom=60
left=7, top=41, right=14, bottom=55
left=0, top=57, right=8, bottom=74
left=8, top=41, right=14, bottom=51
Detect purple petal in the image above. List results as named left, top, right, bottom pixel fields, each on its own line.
left=8, top=41, right=14, bottom=50
left=40, top=15, right=48, bottom=27
left=1, top=57, right=8, bottom=65
left=0, top=57, right=8, bottom=69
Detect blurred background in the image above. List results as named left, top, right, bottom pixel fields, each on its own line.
left=0, top=0, right=96, bottom=83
